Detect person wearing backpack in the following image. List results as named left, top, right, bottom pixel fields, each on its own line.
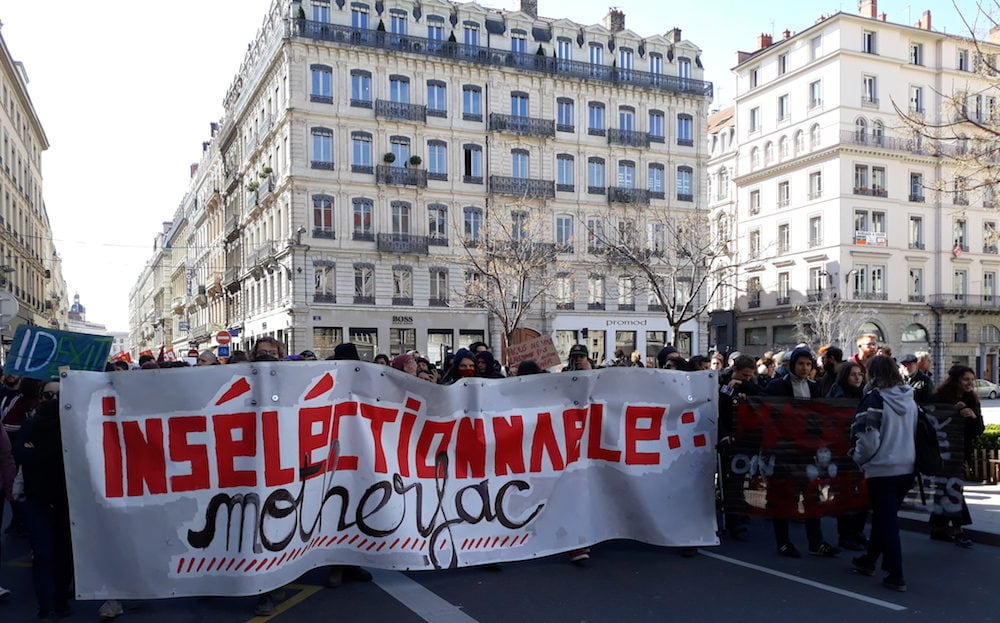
left=927, top=365, right=986, bottom=548
left=849, top=355, right=917, bottom=592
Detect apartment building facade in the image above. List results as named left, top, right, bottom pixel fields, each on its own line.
left=722, top=1, right=1000, bottom=378
left=0, top=28, right=67, bottom=338
left=130, top=0, right=713, bottom=365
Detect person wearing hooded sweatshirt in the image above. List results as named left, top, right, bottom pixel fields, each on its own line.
left=849, top=355, right=916, bottom=592
left=440, top=348, right=477, bottom=384
left=763, top=347, right=839, bottom=558
left=475, top=351, right=505, bottom=379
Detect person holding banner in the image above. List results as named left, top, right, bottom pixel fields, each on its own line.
left=764, top=347, right=840, bottom=558
left=13, top=387, right=74, bottom=620
left=927, top=365, right=985, bottom=548
left=849, top=355, right=916, bottom=592
left=0, top=422, right=14, bottom=600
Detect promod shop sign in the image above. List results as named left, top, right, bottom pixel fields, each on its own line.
left=61, top=365, right=720, bottom=599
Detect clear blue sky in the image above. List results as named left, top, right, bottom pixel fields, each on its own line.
left=0, top=0, right=976, bottom=332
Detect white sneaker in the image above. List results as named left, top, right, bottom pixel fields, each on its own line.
left=98, top=600, right=124, bottom=619
left=0, top=585, right=10, bottom=599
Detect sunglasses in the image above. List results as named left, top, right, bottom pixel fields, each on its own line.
left=41, top=391, right=59, bottom=400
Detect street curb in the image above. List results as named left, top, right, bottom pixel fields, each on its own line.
left=899, top=514, right=1000, bottom=547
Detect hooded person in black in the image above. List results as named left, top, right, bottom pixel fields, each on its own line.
left=440, top=348, right=477, bottom=384
left=475, top=351, right=504, bottom=378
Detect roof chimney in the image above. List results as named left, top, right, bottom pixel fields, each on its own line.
left=858, top=0, right=877, bottom=18
left=603, top=8, right=625, bottom=33
left=880, top=12, right=887, bottom=21
left=519, top=0, right=537, bottom=18
left=783, top=29, right=792, bottom=39
left=664, top=27, right=682, bottom=43
left=915, top=10, right=932, bottom=31
left=757, top=33, right=773, bottom=49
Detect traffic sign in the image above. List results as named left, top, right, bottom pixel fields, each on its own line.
left=187, top=348, right=199, bottom=358
left=217, top=344, right=230, bottom=359
left=216, top=330, right=232, bottom=345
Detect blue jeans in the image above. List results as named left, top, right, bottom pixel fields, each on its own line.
left=25, top=497, right=73, bottom=614
left=864, top=473, right=914, bottom=578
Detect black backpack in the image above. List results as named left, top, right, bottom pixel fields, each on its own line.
left=914, top=407, right=943, bottom=476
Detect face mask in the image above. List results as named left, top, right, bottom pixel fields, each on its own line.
left=458, top=368, right=475, bottom=377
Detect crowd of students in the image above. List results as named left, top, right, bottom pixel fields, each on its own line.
left=0, top=334, right=988, bottom=618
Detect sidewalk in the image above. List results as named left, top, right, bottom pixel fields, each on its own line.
left=899, top=482, right=1000, bottom=546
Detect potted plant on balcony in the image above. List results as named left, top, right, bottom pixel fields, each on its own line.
left=408, top=155, right=422, bottom=167
left=247, top=180, right=260, bottom=192
left=259, top=166, right=273, bottom=178
left=383, top=152, right=396, bottom=164
left=296, top=6, right=306, bottom=20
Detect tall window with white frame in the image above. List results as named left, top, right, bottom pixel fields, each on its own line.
left=909, top=172, right=924, bottom=201
left=676, top=166, right=693, bottom=202
left=354, top=263, right=375, bottom=304
left=313, top=194, right=335, bottom=239
left=809, top=171, right=822, bottom=199
left=809, top=215, right=822, bottom=247
left=392, top=266, right=412, bottom=305
left=777, top=223, right=790, bottom=254
left=588, top=101, right=606, bottom=135
left=429, top=268, right=448, bottom=305
left=310, top=64, right=333, bottom=104
left=313, top=1, right=331, bottom=22
left=463, top=144, right=482, bottom=183
left=462, top=85, right=482, bottom=121
left=352, top=198, right=374, bottom=241
left=809, top=81, right=822, bottom=109
left=909, top=215, right=924, bottom=249
left=954, top=218, right=968, bottom=251
left=314, top=263, right=335, bottom=303
left=588, top=274, right=605, bottom=309
left=985, top=271, right=997, bottom=302
left=351, top=132, right=372, bottom=173
left=351, top=70, right=372, bottom=107
left=463, top=206, right=482, bottom=244
left=777, top=180, right=789, bottom=207
left=428, top=204, right=447, bottom=245
left=677, top=114, right=693, bottom=146
left=588, top=158, right=606, bottom=194
left=427, top=140, right=447, bottom=180
left=649, top=110, right=665, bottom=142
left=351, top=4, right=369, bottom=28
left=862, top=29, right=877, bottom=54
left=389, top=75, right=410, bottom=103
left=777, top=272, right=790, bottom=304
left=556, top=154, right=574, bottom=192
left=648, top=164, right=665, bottom=199
left=427, top=80, right=447, bottom=117
left=909, top=267, right=923, bottom=302
left=618, top=276, right=635, bottom=310
left=311, top=127, right=334, bottom=170
left=953, top=269, right=968, bottom=302
left=557, top=98, right=575, bottom=133
left=511, top=29, right=527, bottom=53
left=391, top=201, right=411, bottom=237
left=555, top=215, right=573, bottom=252
left=808, top=266, right=824, bottom=301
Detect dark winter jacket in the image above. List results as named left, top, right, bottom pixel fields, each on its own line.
left=12, top=400, right=67, bottom=507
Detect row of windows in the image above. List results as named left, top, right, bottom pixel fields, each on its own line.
left=310, top=67, right=693, bottom=141
left=311, top=2, right=693, bottom=76
left=311, top=195, right=691, bottom=250
left=307, top=131, right=696, bottom=198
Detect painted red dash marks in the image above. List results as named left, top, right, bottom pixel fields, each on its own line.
left=277, top=553, right=288, bottom=566
left=693, top=434, right=707, bottom=447
left=357, top=539, right=369, bottom=550
left=419, top=540, right=427, bottom=551
left=196, top=558, right=207, bottom=573
left=519, top=534, right=530, bottom=544
left=206, top=557, right=217, bottom=572
left=348, top=535, right=360, bottom=545
left=266, top=558, right=280, bottom=570
left=681, top=411, right=696, bottom=424
left=304, top=373, right=335, bottom=400
left=186, top=558, right=195, bottom=573
left=366, top=541, right=377, bottom=551
left=215, top=378, right=251, bottom=406
left=500, top=536, right=511, bottom=547
left=390, top=538, right=400, bottom=549
left=176, top=558, right=185, bottom=574
left=226, top=559, right=238, bottom=571
left=401, top=538, right=411, bottom=550
left=256, top=559, right=269, bottom=571
left=475, top=537, right=485, bottom=549
left=667, top=435, right=681, bottom=449
left=377, top=542, right=386, bottom=552
left=102, top=396, right=117, bottom=416
left=234, top=559, right=247, bottom=572
left=338, top=534, right=350, bottom=544
left=438, top=540, right=448, bottom=550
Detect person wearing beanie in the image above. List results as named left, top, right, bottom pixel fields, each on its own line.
left=440, top=348, right=477, bottom=384
left=656, top=345, right=680, bottom=368
left=763, top=346, right=839, bottom=559
left=474, top=351, right=504, bottom=378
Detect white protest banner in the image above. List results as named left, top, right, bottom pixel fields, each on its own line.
left=60, top=364, right=719, bottom=599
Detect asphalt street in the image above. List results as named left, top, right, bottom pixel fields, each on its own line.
left=1, top=513, right=997, bottom=622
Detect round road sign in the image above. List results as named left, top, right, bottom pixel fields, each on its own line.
left=217, top=330, right=232, bottom=345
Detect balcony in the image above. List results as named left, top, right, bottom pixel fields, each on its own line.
left=985, top=245, right=999, bottom=254
left=375, top=99, right=427, bottom=122
left=607, top=129, right=651, bottom=148
left=776, top=296, right=790, bottom=305
left=807, top=289, right=825, bottom=302
left=429, top=297, right=449, bottom=307
left=909, top=194, right=925, bottom=203
left=428, top=235, right=449, bottom=247
left=853, top=291, right=888, bottom=301
left=853, top=186, right=888, bottom=198
left=608, top=187, right=651, bottom=205
left=353, top=231, right=375, bottom=242
left=909, top=241, right=925, bottom=250
left=954, top=196, right=970, bottom=206
left=861, top=96, right=880, bottom=108
left=488, top=176, right=555, bottom=199
left=313, top=228, right=336, bottom=239
left=809, top=238, right=823, bottom=248
left=854, top=231, right=888, bottom=247
left=290, top=20, right=714, bottom=99
left=677, top=193, right=694, bottom=202
left=556, top=302, right=575, bottom=310
left=376, top=165, right=428, bottom=188
left=587, top=302, right=606, bottom=310
left=908, top=294, right=925, bottom=302
left=747, top=298, right=761, bottom=309
left=392, top=297, right=414, bottom=306
left=313, top=293, right=336, bottom=303
left=488, top=113, right=555, bottom=138
left=354, top=295, right=376, bottom=305
left=928, top=294, right=1000, bottom=310
left=377, top=233, right=429, bottom=254
left=839, top=129, right=948, bottom=157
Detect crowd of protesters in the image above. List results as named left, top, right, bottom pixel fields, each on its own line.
left=0, top=333, right=989, bottom=618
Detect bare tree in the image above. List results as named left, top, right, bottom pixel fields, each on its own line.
left=584, top=203, right=737, bottom=346
left=892, top=2, right=1000, bottom=214
left=454, top=203, right=565, bottom=356
left=794, top=298, right=871, bottom=349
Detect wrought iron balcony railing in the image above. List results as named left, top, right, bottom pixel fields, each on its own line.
left=607, top=128, right=650, bottom=148
left=488, top=176, right=555, bottom=199
left=608, top=187, right=650, bottom=205
left=488, top=113, right=555, bottom=137
left=375, top=99, right=427, bottom=122
left=377, top=233, right=429, bottom=254
left=376, top=165, right=427, bottom=188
